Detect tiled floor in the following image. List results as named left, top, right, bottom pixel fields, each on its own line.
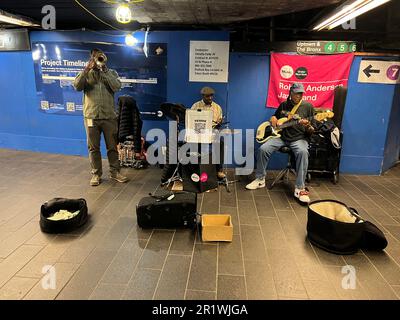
left=0, top=148, right=400, bottom=300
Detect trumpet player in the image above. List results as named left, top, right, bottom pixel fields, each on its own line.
left=74, top=48, right=129, bottom=186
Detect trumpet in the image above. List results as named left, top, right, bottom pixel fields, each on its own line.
left=94, top=52, right=107, bottom=69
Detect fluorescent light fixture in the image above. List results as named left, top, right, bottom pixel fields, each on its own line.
left=0, top=9, right=40, bottom=27
left=313, top=0, right=392, bottom=31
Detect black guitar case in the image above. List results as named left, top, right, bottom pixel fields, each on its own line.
left=307, top=200, right=387, bottom=255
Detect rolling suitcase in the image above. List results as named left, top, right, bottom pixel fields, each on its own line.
left=136, top=192, right=197, bottom=229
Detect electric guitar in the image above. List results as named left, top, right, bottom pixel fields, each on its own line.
left=256, top=110, right=334, bottom=144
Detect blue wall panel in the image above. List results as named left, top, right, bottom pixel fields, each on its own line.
left=382, top=84, right=400, bottom=171
left=340, top=56, right=397, bottom=174
left=0, top=30, right=229, bottom=156
left=0, top=31, right=399, bottom=174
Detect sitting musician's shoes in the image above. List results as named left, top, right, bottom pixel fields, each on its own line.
left=294, top=188, right=310, bottom=204
left=109, top=172, right=129, bottom=183
left=90, top=175, right=101, bottom=186
left=217, top=171, right=226, bottom=180
left=246, top=178, right=266, bottom=190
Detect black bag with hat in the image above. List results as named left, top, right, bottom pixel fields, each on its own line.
left=307, top=200, right=387, bottom=255
left=40, top=198, right=88, bottom=234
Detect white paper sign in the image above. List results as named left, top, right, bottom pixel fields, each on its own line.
left=358, top=60, right=400, bottom=84
left=185, top=109, right=213, bottom=143
left=189, top=41, right=229, bottom=83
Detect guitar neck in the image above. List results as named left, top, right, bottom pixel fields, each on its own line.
left=279, top=115, right=315, bottom=129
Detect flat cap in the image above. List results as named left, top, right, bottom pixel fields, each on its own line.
left=200, top=86, right=215, bottom=95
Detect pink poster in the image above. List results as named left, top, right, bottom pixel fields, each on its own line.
left=266, top=53, right=354, bottom=108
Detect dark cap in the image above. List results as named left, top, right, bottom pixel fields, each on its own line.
left=200, top=86, right=215, bottom=95
left=290, top=83, right=305, bottom=93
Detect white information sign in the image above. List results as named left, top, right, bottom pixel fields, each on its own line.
left=189, top=41, right=229, bottom=83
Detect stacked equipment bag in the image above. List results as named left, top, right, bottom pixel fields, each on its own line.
left=136, top=191, right=197, bottom=229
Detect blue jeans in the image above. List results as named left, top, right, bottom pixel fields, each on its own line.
left=255, top=138, right=309, bottom=189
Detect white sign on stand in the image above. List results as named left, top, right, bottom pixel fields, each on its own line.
left=185, top=109, right=213, bottom=144
left=358, top=60, right=400, bottom=84
left=189, top=41, right=229, bottom=83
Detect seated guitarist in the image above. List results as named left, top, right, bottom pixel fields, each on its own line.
left=246, top=83, right=315, bottom=204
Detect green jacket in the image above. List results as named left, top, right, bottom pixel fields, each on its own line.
left=73, top=69, right=121, bottom=119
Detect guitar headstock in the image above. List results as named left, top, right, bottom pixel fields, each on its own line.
left=315, top=110, right=334, bottom=122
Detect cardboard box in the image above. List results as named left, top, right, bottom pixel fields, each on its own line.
left=201, top=214, right=233, bottom=242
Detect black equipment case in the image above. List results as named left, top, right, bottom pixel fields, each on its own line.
left=136, top=192, right=197, bottom=229
left=307, top=126, right=342, bottom=184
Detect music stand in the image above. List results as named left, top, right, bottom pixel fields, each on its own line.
left=216, top=122, right=240, bottom=193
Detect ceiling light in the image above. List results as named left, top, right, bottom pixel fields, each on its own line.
left=116, top=4, right=132, bottom=24
left=312, top=0, right=392, bottom=31
left=125, top=33, right=138, bottom=46
left=0, top=9, right=40, bottom=27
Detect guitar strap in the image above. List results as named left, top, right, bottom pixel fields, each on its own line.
left=289, top=99, right=303, bottom=116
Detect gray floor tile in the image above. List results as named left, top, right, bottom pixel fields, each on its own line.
left=383, top=225, right=400, bottom=242
left=154, top=255, right=191, bottom=300
left=312, top=245, right=347, bottom=266
left=343, top=254, right=398, bottom=299
left=220, top=186, right=237, bottom=206
left=185, top=289, right=216, bottom=300
left=303, top=280, right=340, bottom=300
left=363, top=250, right=400, bottom=286
left=323, top=265, right=370, bottom=300
left=24, top=262, right=80, bottom=300
left=0, top=222, right=40, bottom=258
left=2, top=150, right=400, bottom=301
left=392, top=285, right=400, bottom=299
left=100, top=238, right=146, bottom=285
left=269, top=191, right=292, bottom=211
left=217, top=275, right=246, bottom=300
left=138, top=230, right=174, bottom=270
left=240, top=225, right=268, bottom=262
left=0, top=245, right=43, bottom=288
left=244, top=260, right=277, bottom=299
left=259, top=217, right=288, bottom=250
left=122, top=268, right=161, bottom=300
left=0, top=277, right=38, bottom=300
left=268, top=248, right=308, bottom=299
left=253, top=195, right=276, bottom=218
left=56, top=248, right=118, bottom=300
left=238, top=200, right=259, bottom=226
left=169, top=229, right=195, bottom=256
left=187, top=244, right=218, bottom=292
left=89, top=283, right=126, bottom=300
left=96, top=216, right=136, bottom=252
left=17, top=239, right=73, bottom=278
left=201, top=191, right=220, bottom=214
left=218, top=235, right=244, bottom=276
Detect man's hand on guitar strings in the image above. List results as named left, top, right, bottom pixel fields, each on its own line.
left=299, top=119, right=310, bottom=126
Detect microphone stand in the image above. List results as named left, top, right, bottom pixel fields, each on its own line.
left=217, top=86, right=240, bottom=193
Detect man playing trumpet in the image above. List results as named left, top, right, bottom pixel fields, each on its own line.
left=74, top=48, right=129, bottom=186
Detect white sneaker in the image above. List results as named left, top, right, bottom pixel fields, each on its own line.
left=294, top=188, right=310, bottom=204
left=246, top=178, right=266, bottom=190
